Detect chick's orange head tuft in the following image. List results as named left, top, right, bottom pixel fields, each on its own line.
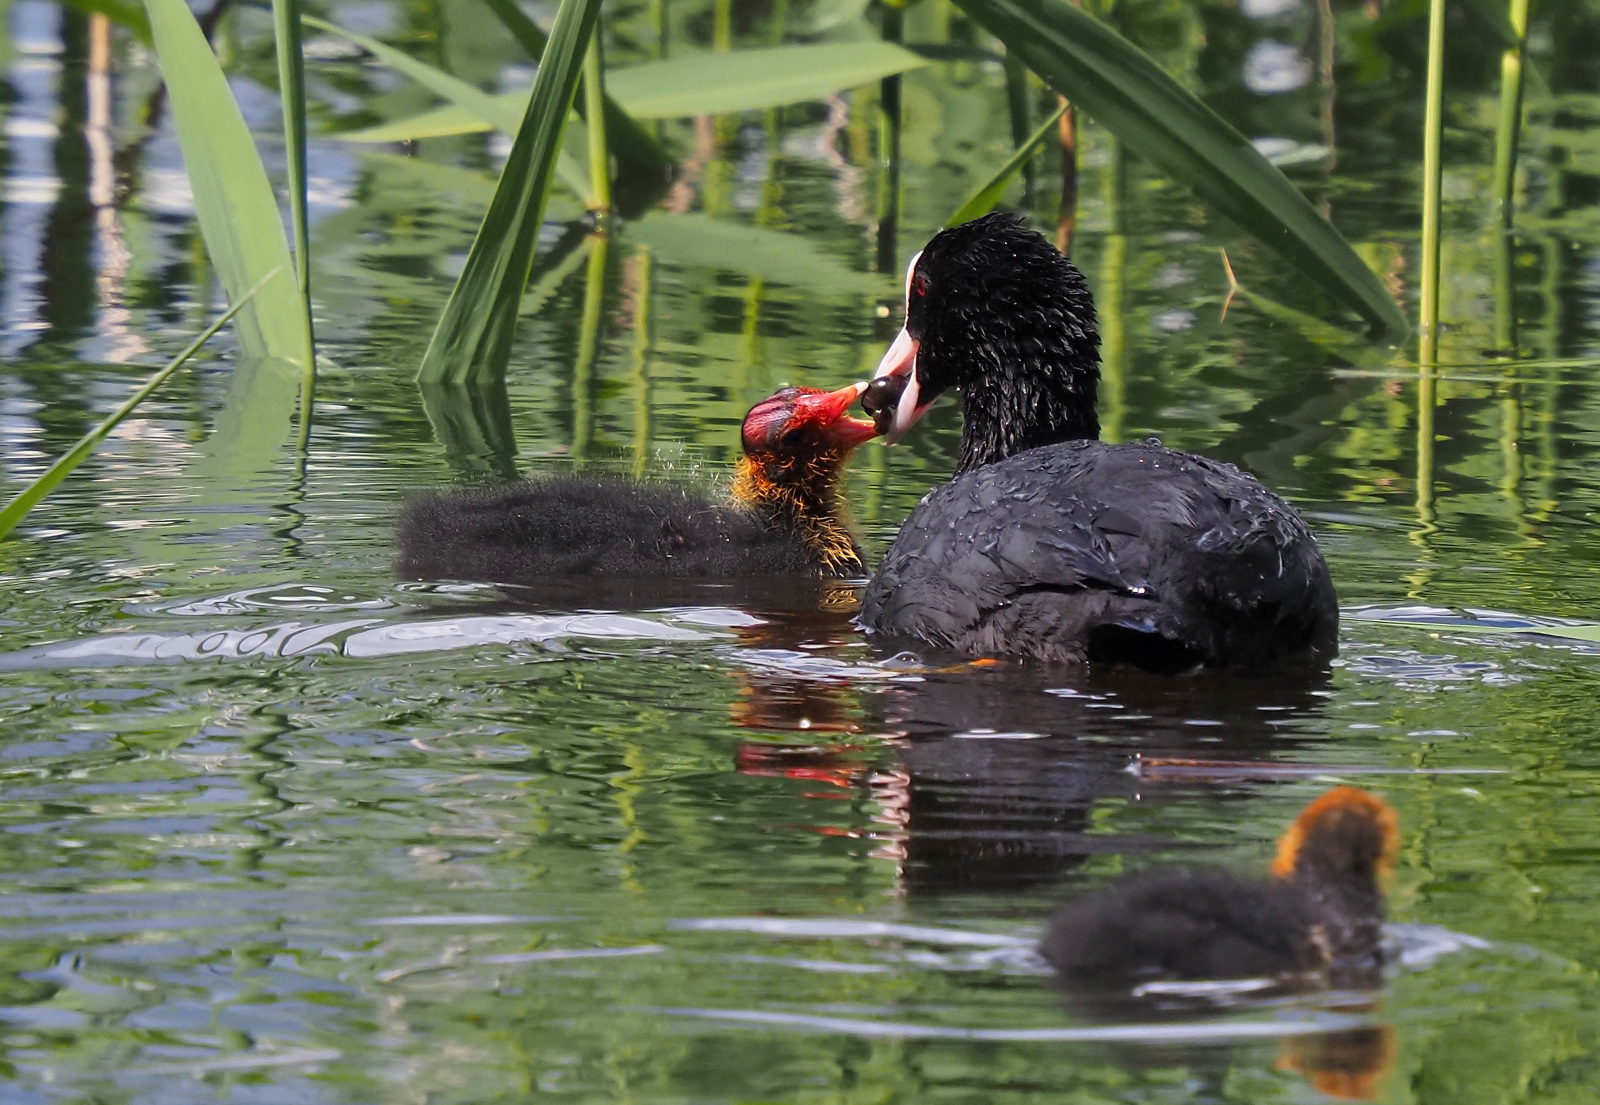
left=1271, top=786, right=1400, bottom=881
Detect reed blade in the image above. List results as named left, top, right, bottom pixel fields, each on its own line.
left=333, top=42, right=931, bottom=139
left=948, top=101, right=1067, bottom=226
left=271, top=0, right=316, bottom=442
left=144, top=0, right=310, bottom=367
left=305, top=15, right=595, bottom=205
left=415, top=0, right=605, bottom=387
left=478, top=0, right=671, bottom=203
left=0, top=277, right=270, bottom=541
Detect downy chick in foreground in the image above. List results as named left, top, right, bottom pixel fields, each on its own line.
left=1042, top=787, right=1399, bottom=992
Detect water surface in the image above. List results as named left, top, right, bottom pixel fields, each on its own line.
left=4, top=0, right=1600, bottom=1099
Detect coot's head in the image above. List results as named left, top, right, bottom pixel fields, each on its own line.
left=861, top=212, right=1100, bottom=473
left=1271, top=786, right=1399, bottom=890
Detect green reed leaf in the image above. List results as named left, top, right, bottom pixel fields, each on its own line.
left=335, top=41, right=931, bottom=141
left=948, top=101, right=1067, bottom=226
left=606, top=42, right=931, bottom=118
left=954, top=0, right=1408, bottom=336
left=416, top=0, right=603, bottom=386
left=0, top=277, right=270, bottom=542
left=144, top=0, right=311, bottom=365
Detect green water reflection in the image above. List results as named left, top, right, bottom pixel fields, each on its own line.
left=4, top=0, right=1600, bottom=1099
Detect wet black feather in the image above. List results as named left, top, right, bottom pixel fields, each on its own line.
left=1041, top=797, right=1390, bottom=992
left=861, top=440, right=1337, bottom=669
left=398, top=478, right=834, bottom=583
left=1041, top=868, right=1321, bottom=984
left=859, top=214, right=1338, bottom=670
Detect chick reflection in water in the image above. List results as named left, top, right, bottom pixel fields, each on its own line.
left=1043, top=786, right=1400, bottom=1100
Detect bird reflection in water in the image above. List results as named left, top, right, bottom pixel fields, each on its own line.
left=1279, top=1025, right=1397, bottom=1101
left=725, top=643, right=1395, bottom=1101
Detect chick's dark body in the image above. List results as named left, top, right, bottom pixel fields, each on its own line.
left=860, top=439, right=1337, bottom=669
left=398, top=477, right=856, bottom=583
left=1042, top=865, right=1385, bottom=990
left=397, top=385, right=874, bottom=586
left=1041, top=868, right=1322, bottom=983
left=1041, top=787, right=1395, bottom=996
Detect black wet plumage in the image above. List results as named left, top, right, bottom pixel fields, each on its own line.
left=859, top=212, right=1337, bottom=670
left=397, top=386, right=873, bottom=584
left=1041, top=787, right=1396, bottom=994
left=397, top=478, right=846, bottom=582
left=862, top=440, right=1336, bottom=669
left=1045, top=867, right=1324, bottom=982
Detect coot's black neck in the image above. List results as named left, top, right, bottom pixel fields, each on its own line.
left=954, top=352, right=1100, bottom=475
left=922, top=240, right=1103, bottom=476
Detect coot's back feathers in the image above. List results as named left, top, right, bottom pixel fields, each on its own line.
left=398, top=477, right=834, bottom=583
left=860, top=440, right=1337, bottom=670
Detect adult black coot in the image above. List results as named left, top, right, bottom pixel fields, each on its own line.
left=857, top=212, right=1338, bottom=671
left=1042, top=786, right=1398, bottom=992
left=398, top=383, right=877, bottom=583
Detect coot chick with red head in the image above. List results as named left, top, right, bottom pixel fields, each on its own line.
left=398, top=384, right=877, bottom=583
left=858, top=213, right=1337, bottom=671
left=1042, top=787, right=1399, bottom=992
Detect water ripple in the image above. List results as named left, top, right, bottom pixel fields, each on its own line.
left=644, top=1005, right=1367, bottom=1042
left=0, top=613, right=719, bottom=669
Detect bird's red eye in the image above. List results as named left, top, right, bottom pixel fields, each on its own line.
left=911, top=272, right=930, bottom=298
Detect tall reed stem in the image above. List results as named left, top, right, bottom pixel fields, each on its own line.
left=1418, top=0, right=1447, bottom=365
left=1492, top=0, right=1531, bottom=227
left=649, top=0, right=667, bottom=57
left=1492, top=0, right=1531, bottom=351
left=583, top=33, right=610, bottom=215
left=876, top=2, right=904, bottom=274
left=271, top=0, right=315, bottom=442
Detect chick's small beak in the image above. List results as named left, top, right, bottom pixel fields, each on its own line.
left=791, top=381, right=879, bottom=449
left=869, top=328, right=931, bottom=445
